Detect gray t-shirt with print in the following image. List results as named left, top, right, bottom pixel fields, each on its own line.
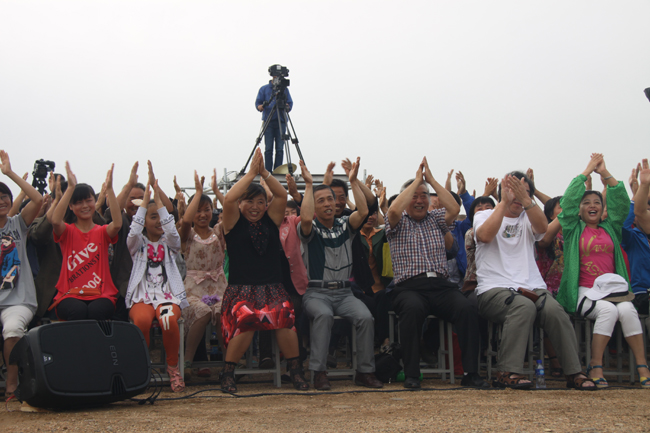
left=0, top=215, right=37, bottom=313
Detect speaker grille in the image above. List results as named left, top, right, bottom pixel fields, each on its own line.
left=97, top=321, right=114, bottom=337
left=111, top=376, right=127, bottom=395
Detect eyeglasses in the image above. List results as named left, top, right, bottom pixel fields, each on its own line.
left=0, top=195, right=11, bottom=202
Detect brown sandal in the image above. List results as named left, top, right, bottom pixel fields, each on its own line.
left=566, top=372, right=598, bottom=391
left=493, top=371, right=533, bottom=390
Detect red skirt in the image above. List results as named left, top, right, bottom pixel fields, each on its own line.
left=220, top=283, right=295, bottom=346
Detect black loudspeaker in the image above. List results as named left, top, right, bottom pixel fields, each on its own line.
left=10, top=320, right=151, bottom=409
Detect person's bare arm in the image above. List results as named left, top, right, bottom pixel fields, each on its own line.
left=8, top=172, right=28, bottom=217
left=148, top=160, right=174, bottom=213
left=52, top=162, right=77, bottom=236
left=0, top=152, right=43, bottom=226
left=537, top=218, right=561, bottom=248
left=104, top=164, right=122, bottom=238
left=341, top=158, right=375, bottom=209
left=180, top=171, right=204, bottom=243
left=527, top=168, right=551, bottom=205
left=423, top=158, right=459, bottom=225
left=261, top=163, right=288, bottom=227
left=509, top=175, right=547, bottom=235
left=634, top=158, right=650, bottom=232
left=116, top=161, right=139, bottom=211
left=347, top=158, right=368, bottom=230
left=387, top=162, right=425, bottom=228
left=322, top=162, right=336, bottom=186
left=286, top=173, right=302, bottom=203
left=299, top=161, right=314, bottom=237
left=222, top=149, right=262, bottom=233
left=476, top=176, right=510, bottom=243
left=211, top=168, right=225, bottom=207
left=95, top=182, right=107, bottom=213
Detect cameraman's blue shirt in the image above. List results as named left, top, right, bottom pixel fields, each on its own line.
left=255, top=82, right=293, bottom=122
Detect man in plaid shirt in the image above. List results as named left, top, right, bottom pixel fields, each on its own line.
left=385, top=158, right=488, bottom=389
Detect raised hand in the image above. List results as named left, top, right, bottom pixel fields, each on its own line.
left=347, top=157, right=360, bottom=183
left=455, top=171, right=467, bottom=195
left=378, top=186, right=387, bottom=208
left=583, top=153, right=604, bottom=176
left=507, top=175, right=531, bottom=205
left=128, top=161, right=139, bottom=186
left=445, top=169, right=454, bottom=191
left=105, top=164, right=115, bottom=191
left=194, top=171, right=203, bottom=195
left=501, top=175, right=515, bottom=204
left=173, top=175, right=181, bottom=194
left=141, top=182, right=152, bottom=207
left=299, top=160, right=313, bottom=185
left=483, top=177, right=498, bottom=197
left=250, top=148, right=263, bottom=175
left=153, top=180, right=163, bottom=208
left=629, top=165, right=640, bottom=195
left=365, top=174, right=374, bottom=189
left=373, top=178, right=384, bottom=196
left=211, top=168, right=218, bottom=194
left=639, top=159, right=650, bottom=187
left=585, top=173, right=593, bottom=191
left=65, top=161, right=77, bottom=189
left=422, top=157, right=436, bottom=186
left=341, top=158, right=353, bottom=177
left=147, top=160, right=156, bottom=186
left=0, top=150, right=13, bottom=175
left=526, top=168, right=535, bottom=184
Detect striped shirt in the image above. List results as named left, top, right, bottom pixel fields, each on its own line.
left=385, top=209, right=450, bottom=284
left=298, top=216, right=357, bottom=281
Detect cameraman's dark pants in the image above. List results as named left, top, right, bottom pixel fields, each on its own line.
left=264, top=120, right=286, bottom=172
left=392, top=276, right=479, bottom=379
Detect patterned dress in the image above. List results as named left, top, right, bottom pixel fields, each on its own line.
left=182, top=224, right=227, bottom=336
left=535, top=232, right=564, bottom=297
left=220, top=213, right=295, bottom=346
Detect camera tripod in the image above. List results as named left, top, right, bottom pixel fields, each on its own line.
left=240, top=90, right=304, bottom=177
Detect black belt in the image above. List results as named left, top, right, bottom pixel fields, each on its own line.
left=407, top=271, right=440, bottom=282
left=307, top=280, right=352, bottom=289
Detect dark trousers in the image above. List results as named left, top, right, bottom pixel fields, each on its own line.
left=392, top=277, right=479, bottom=378
left=56, top=298, right=115, bottom=321
left=264, top=121, right=286, bottom=172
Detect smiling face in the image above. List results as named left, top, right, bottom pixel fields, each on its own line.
left=364, top=211, right=378, bottom=229
left=330, top=186, right=347, bottom=217
left=0, top=192, right=12, bottom=218
left=406, top=184, right=430, bottom=221
left=579, top=192, right=604, bottom=227
left=145, top=203, right=163, bottom=240
left=314, top=188, right=336, bottom=223
left=193, top=201, right=213, bottom=229
left=238, top=193, right=267, bottom=223
left=69, top=196, right=97, bottom=221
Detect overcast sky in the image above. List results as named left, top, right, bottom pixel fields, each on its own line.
left=1, top=0, right=649, bottom=207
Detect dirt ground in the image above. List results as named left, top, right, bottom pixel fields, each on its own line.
left=2, top=373, right=650, bottom=433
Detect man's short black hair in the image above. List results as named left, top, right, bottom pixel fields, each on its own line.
left=313, top=184, right=336, bottom=199
left=330, top=179, right=348, bottom=197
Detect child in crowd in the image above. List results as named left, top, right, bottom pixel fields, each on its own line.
left=126, top=180, right=187, bottom=392
left=179, top=171, right=227, bottom=376
left=0, top=150, right=43, bottom=401
left=50, top=162, right=122, bottom=321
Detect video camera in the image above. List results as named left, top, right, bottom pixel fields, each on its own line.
left=32, top=159, right=55, bottom=194
left=268, top=64, right=290, bottom=98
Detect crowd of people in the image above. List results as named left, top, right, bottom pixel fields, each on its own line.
left=2, top=148, right=650, bottom=400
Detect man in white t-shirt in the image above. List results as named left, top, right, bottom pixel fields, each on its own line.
left=474, top=171, right=595, bottom=390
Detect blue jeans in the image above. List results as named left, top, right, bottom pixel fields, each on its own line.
left=264, top=120, right=286, bottom=172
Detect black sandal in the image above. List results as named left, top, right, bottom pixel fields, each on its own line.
left=220, top=362, right=237, bottom=393
left=287, top=357, right=309, bottom=391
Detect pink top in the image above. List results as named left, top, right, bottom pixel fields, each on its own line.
left=279, top=215, right=308, bottom=295
left=578, top=226, right=615, bottom=288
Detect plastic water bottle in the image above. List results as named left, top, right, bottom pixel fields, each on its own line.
left=209, top=332, right=221, bottom=361
left=535, top=359, right=546, bottom=389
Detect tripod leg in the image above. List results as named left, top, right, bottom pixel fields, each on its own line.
left=241, top=101, right=276, bottom=176
left=284, top=112, right=305, bottom=163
